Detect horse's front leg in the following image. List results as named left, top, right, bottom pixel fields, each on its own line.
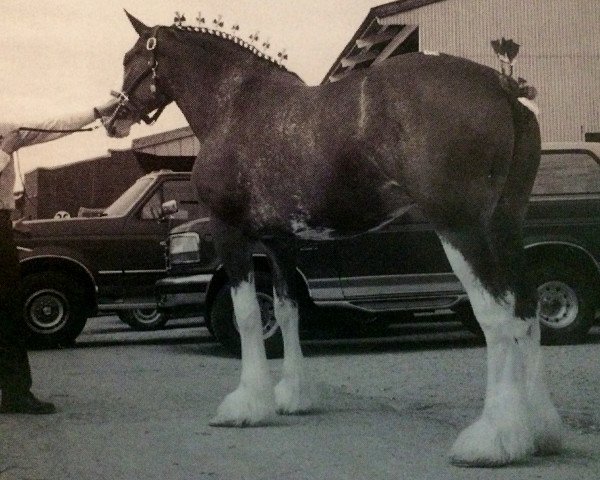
left=210, top=233, right=276, bottom=427
left=267, top=242, right=314, bottom=414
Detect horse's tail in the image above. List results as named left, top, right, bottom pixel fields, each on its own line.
left=499, top=76, right=542, bottom=319
left=495, top=36, right=541, bottom=213
left=506, top=90, right=541, bottom=213
left=491, top=37, right=539, bottom=115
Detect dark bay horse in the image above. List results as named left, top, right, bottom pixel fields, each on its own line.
left=105, top=12, right=564, bottom=467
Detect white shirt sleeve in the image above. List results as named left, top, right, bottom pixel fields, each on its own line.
left=0, top=109, right=96, bottom=154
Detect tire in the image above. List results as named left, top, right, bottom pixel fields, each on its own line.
left=118, top=308, right=169, bottom=331
left=21, top=271, right=88, bottom=348
left=208, top=273, right=283, bottom=359
left=532, top=261, right=596, bottom=345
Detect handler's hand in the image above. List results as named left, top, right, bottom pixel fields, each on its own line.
left=94, top=97, right=120, bottom=118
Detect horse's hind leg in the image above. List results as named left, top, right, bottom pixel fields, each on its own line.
left=521, top=308, right=564, bottom=456
left=439, top=213, right=563, bottom=465
left=209, top=223, right=276, bottom=427
left=266, top=241, right=314, bottom=414
left=491, top=178, right=563, bottom=456
left=438, top=226, right=538, bottom=467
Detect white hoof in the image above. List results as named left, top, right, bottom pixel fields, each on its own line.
left=210, top=385, right=276, bottom=427
left=450, top=415, right=534, bottom=467
left=275, top=375, right=314, bottom=414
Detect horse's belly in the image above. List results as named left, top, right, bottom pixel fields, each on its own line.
left=290, top=201, right=414, bottom=241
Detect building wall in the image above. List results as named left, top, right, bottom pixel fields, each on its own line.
left=23, top=150, right=144, bottom=219
left=21, top=126, right=199, bottom=220
left=379, top=0, right=600, bottom=141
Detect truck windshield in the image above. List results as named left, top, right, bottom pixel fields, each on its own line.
left=103, top=177, right=155, bottom=217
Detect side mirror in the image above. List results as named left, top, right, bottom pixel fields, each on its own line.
left=160, top=199, right=178, bottom=221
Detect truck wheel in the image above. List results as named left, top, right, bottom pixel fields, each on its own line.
left=531, top=261, right=596, bottom=345
left=21, top=272, right=88, bottom=348
left=118, top=308, right=169, bottom=331
left=208, top=273, right=283, bottom=359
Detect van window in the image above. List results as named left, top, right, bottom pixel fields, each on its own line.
left=533, top=151, right=600, bottom=195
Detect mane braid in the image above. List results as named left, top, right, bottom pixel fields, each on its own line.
left=174, top=24, right=291, bottom=73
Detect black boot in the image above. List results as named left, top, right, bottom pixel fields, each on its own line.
left=1, top=391, right=56, bottom=414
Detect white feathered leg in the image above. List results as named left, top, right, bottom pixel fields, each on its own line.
left=523, top=318, right=564, bottom=454
left=210, top=277, right=276, bottom=426
left=273, top=293, right=314, bottom=413
left=441, top=240, right=536, bottom=466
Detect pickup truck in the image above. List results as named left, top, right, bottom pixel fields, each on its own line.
left=16, top=169, right=206, bottom=347
left=156, top=142, right=600, bottom=357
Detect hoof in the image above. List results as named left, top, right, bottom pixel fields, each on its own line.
left=450, top=416, right=534, bottom=467
left=209, top=385, right=276, bottom=427
left=275, top=376, right=314, bottom=415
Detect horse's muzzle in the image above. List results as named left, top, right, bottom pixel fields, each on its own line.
left=102, top=116, right=132, bottom=138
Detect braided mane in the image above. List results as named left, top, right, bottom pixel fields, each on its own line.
left=173, top=24, right=296, bottom=77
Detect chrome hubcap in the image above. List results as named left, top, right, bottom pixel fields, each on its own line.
left=537, top=281, right=578, bottom=329
left=24, top=289, right=69, bottom=333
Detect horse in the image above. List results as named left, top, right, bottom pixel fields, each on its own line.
left=104, top=12, right=564, bottom=467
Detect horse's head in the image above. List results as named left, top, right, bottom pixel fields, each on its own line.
left=103, top=11, right=172, bottom=138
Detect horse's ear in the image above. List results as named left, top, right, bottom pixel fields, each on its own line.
left=124, top=10, right=150, bottom=36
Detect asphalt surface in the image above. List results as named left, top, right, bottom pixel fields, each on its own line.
left=0, top=316, right=599, bottom=480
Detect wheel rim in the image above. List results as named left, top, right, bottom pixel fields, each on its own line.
left=24, top=289, right=69, bottom=334
left=132, top=308, right=162, bottom=325
left=233, top=292, right=279, bottom=340
left=537, top=280, right=579, bottom=329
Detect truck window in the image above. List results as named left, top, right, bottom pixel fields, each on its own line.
left=104, top=177, right=154, bottom=217
left=139, top=179, right=210, bottom=221
left=533, top=151, right=600, bottom=195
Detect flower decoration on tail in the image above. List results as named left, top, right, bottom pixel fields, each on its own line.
left=491, top=37, right=520, bottom=78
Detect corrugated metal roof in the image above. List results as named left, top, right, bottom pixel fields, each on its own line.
left=131, top=125, right=194, bottom=149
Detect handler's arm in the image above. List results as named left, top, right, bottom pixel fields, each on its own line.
left=0, top=98, right=118, bottom=154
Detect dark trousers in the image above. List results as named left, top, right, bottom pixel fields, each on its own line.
left=0, top=209, right=32, bottom=395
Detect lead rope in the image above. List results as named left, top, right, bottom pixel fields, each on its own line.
left=17, top=125, right=100, bottom=133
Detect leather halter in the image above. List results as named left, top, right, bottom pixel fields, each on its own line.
left=104, top=26, right=169, bottom=133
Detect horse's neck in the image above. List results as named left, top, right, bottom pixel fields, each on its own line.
left=165, top=47, right=298, bottom=136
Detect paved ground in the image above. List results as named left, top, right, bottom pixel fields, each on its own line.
left=1, top=316, right=599, bottom=480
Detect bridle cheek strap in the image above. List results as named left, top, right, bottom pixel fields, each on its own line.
left=105, top=26, right=169, bottom=130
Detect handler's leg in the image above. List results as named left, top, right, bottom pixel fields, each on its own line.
left=0, top=210, right=55, bottom=414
